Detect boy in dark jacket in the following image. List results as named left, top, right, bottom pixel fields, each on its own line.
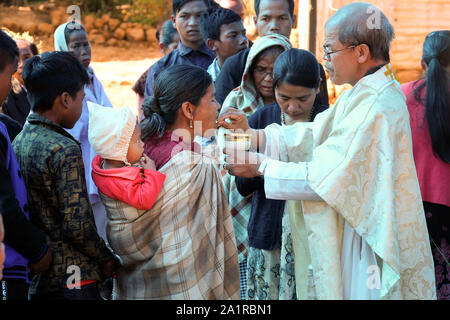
left=12, top=51, right=120, bottom=300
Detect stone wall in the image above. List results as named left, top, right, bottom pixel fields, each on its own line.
left=1, top=4, right=158, bottom=47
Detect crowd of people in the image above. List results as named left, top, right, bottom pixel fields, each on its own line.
left=0, top=0, right=448, bottom=301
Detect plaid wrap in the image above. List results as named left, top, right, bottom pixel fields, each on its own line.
left=221, top=172, right=252, bottom=263
left=101, top=150, right=240, bottom=300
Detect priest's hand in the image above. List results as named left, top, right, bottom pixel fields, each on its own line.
left=223, top=148, right=264, bottom=178
left=217, top=108, right=250, bottom=131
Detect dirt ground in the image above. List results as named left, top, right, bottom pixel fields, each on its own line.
left=90, top=49, right=163, bottom=116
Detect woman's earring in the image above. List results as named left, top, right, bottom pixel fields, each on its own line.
left=189, top=118, right=193, bottom=129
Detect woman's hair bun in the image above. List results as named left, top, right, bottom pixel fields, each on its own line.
left=140, top=95, right=166, bottom=141
left=142, top=95, right=163, bottom=118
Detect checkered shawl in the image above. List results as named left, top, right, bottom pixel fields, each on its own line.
left=221, top=172, right=252, bottom=264
left=101, top=150, right=240, bottom=300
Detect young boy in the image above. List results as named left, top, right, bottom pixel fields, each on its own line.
left=201, top=7, right=248, bottom=82
left=12, top=51, right=120, bottom=300
left=0, top=29, right=51, bottom=300
left=144, top=0, right=214, bottom=97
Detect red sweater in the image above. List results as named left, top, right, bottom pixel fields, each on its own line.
left=91, top=155, right=166, bottom=210
left=402, top=80, right=450, bottom=207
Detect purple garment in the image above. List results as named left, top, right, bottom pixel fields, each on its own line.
left=144, top=41, right=215, bottom=97
left=0, top=122, right=30, bottom=283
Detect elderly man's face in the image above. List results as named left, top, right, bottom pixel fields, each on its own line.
left=323, top=26, right=359, bottom=86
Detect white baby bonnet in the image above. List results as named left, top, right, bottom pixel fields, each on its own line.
left=88, top=101, right=137, bottom=165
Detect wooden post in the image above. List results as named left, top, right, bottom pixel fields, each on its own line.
left=298, top=0, right=312, bottom=50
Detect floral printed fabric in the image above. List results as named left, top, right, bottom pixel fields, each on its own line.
left=246, top=211, right=296, bottom=300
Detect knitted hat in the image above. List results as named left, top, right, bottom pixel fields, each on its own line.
left=88, top=102, right=137, bottom=165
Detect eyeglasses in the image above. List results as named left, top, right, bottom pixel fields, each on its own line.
left=322, top=44, right=358, bottom=59
left=253, top=66, right=274, bottom=78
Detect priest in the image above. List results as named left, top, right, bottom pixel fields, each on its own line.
left=218, top=2, right=436, bottom=300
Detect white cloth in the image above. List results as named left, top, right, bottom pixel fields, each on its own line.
left=207, top=58, right=221, bottom=82
left=68, top=78, right=114, bottom=206
left=261, top=64, right=436, bottom=300
left=262, top=158, right=322, bottom=201
left=92, top=201, right=108, bottom=244
left=88, top=102, right=136, bottom=165
left=54, top=22, right=69, bottom=51
left=54, top=22, right=114, bottom=205
left=341, top=221, right=380, bottom=299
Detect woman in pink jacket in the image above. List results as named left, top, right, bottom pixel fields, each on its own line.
left=402, top=30, right=450, bottom=300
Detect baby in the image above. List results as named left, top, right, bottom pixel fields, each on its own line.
left=88, top=102, right=166, bottom=210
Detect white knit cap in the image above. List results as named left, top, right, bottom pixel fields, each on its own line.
left=87, top=102, right=137, bottom=164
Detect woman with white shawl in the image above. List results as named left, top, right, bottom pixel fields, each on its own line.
left=54, top=22, right=113, bottom=242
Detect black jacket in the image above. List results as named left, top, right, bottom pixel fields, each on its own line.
left=2, top=88, right=31, bottom=127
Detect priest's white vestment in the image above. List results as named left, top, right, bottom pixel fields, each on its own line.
left=261, top=64, right=436, bottom=300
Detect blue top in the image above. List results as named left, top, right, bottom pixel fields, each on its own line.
left=144, top=41, right=216, bottom=97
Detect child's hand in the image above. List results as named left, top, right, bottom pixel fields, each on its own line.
left=140, top=154, right=156, bottom=171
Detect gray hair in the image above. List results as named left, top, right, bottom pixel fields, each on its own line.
left=326, top=2, right=395, bottom=62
